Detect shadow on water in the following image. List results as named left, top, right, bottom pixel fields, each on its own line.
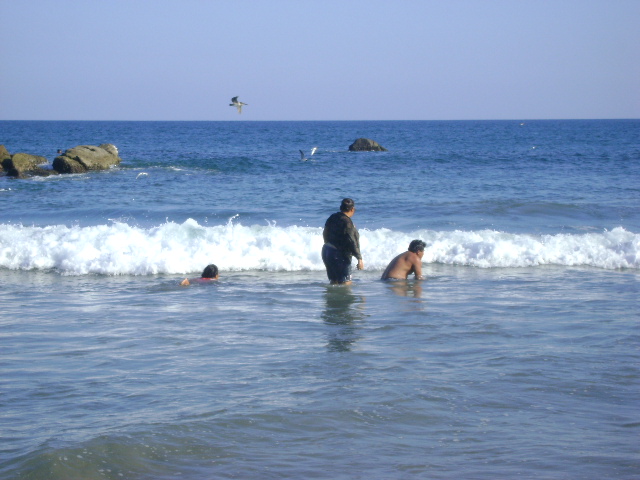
left=321, top=285, right=366, bottom=352
left=385, top=279, right=423, bottom=298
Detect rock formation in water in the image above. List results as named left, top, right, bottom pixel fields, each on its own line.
left=52, top=144, right=121, bottom=174
left=2, top=144, right=122, bottom=178
left=348, top=138, right=388, bottom=152
left=1, top=146, right=52, bottom=178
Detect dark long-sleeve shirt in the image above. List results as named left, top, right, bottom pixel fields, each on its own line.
left=323, top=212, right=362, bottom=260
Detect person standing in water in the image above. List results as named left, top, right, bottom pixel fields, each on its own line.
left=180, top=264, right=219, bottom=286
left=381, top=240, right=426, bottom=280
left=321, top=198, right=364, bottom=285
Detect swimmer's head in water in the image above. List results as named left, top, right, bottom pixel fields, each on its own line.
left=202, top=264, right=219, bottom=278
left=408, top=240, right=426, bottom=253
left=340, top=198, right=355, bottom=212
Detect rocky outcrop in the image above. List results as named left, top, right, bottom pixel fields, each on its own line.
left=1, top=149, right=53, bottom=178
left=1, top=143, right=122, bottom=178
left=5, top=152, right=48, bottom=171
left=348, top=138, right=388, bottom=152
left=52, top=144, right=121, bottom=174
left=0, top=145, right=11, bottom=164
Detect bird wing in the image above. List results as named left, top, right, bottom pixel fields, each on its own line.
left=231, top=96, right=238, bottom=103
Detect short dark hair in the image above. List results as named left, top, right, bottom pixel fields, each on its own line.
left=408, top=240, right=426, bottom=253
left=340, top=198, right=355, bottom=212
left=201, top=264, right=218, bottom=278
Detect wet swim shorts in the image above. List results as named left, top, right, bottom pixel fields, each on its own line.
left=322, top=243, right=352, bottom=283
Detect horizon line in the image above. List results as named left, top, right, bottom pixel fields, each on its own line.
left=1, top=118, right=638, bottom=122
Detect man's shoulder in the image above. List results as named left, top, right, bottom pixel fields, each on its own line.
left=326, top=211, right=348, bottom=224
left=406, top=251, right=421, bottom=261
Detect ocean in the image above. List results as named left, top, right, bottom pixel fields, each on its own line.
left=1, top=120, right=638, bottom=479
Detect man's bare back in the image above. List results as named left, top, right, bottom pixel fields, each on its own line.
left=381, top=240, right=426, bottom=280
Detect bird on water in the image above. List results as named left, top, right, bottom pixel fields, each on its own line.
left=299, top=147, right=318, bottom=161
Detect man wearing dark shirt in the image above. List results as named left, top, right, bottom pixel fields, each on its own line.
left=322, top=198, right=364, bottom=284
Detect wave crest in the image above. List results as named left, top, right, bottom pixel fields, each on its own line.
left=0, top=220, right=637, bottom=275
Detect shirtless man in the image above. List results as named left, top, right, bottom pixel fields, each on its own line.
left=381, top=240, right=426, bottom=280
left=180, top=264, right=219, bottom=286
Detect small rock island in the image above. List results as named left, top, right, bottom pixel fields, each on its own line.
left=348, top=138, right=388, bottom=152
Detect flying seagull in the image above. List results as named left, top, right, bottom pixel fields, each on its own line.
left=229, top=96, right=247, bottom=114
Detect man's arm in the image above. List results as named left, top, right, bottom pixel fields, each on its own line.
left=344, top=219, right=363, bottom=262
left=412, top=255, right=423, bottom=279
left=348, top=227, right=364, bottom=269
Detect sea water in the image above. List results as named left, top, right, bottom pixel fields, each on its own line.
left=0, top=120, right=638, bottom=479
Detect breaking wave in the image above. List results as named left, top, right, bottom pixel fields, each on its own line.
left=0, top=219, right=637, bottom=275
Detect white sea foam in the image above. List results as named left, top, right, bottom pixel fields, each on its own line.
left=0, top=220, right=637, bottom=275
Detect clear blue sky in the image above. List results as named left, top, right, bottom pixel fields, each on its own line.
left=1, top=0, right=638, bottom=121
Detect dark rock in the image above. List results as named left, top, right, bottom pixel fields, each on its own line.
left=52, top=156, right=86, bottom=174
left=5, top=152, right=47, bottom=170
left=53, top=144, right=121, bottom=174
left=348, top=138, right=388, bottom=152
left=2, top=152, right=49, bottom=177
left=0, top=145, right=11, bottom=164
left=5, top=166, right=57, bottom=179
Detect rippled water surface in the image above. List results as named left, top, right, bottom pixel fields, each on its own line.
left=1, top=266, right=638, bottom=479
left=1, top=120, right=639, bottom=478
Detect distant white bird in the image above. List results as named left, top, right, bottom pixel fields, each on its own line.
left=229, top=96, right=247, bottom=114
left=300, top=147, right=318, bottom=161
left=136, top=172, right=148, bottom=179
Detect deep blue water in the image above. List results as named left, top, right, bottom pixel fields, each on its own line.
left=1, top=120, right=639, bottom=479
left=2, top=120, right=639, bottom=234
